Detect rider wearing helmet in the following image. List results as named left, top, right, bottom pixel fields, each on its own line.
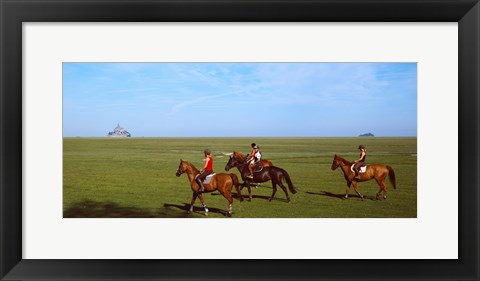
left=246, top=143, right=261, bottom=179
left=353, top=145, right=366, bottom=180
left=196, top=149, right=213, bottom=192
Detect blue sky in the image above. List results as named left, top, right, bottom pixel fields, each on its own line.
left=63, top=62, right=417, bottom=137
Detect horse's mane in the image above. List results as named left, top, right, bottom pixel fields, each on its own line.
left=335, top=154, right=352, bottom=166
left=181, top=160, right=200, bottom=173
left=230, top=154, right=247, bottom=165
left=232, top=151, right=247, bottom=160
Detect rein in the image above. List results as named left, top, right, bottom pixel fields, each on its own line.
left=230, top=157, right=250, bottom=168
left=235, top=161, right=249, bottom=167
left=335, top=157, right=353, bottom=175
left=180, top=162, right=199, bottom=176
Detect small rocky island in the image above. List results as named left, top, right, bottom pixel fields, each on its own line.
left=107, top=124, right=131, bottom=137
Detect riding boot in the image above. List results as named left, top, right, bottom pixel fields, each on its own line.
left=196, top=178, right=205, bottom=192
left=247, top=167, right=253, bottom=179
left=354, top=172, right=360, bottom=180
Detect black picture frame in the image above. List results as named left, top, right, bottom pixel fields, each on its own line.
left=1, top=0, right=479, bottom=280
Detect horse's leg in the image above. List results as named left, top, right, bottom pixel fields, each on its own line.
left=188, top=192, right=199, bottom=214
left=220, top=187, right=234, bottom=217
left=245, top=180, right=253, bottom=201
left=351, top=181, right=364, bottom=200
left=375, top=177, right=388, bottom=200
left=277, top=180, right=290, bottom=203
left=269, top=182, right=278, bottom=202
left=374, top=177, right=387, bottom=200
left=344, top=182, right=352, bottom=199
left=223, top=192, right=233, bottom=217
left=197, top=193, right=209, bottom=216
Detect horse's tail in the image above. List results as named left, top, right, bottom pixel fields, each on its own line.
left=281, top=169, right=297, bottom=194
left=387, top=165, right=396, bottom=189
left=230, top=173, right=243, bottom=201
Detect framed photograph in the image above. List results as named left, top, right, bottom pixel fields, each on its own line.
left=1, top=0, right=479, bottom=280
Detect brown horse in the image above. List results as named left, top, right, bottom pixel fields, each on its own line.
left=232, top=151, right=273, bottom=167
left=176, top=160, right=242, bottom=217
left=225, top=156, right=297, bottom=202
left=331, top=154, right=396, bottom=200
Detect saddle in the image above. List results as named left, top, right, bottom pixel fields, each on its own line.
left=203, top=173, right=216, bottom=184
left=350, top=164, right=366, bottom=173
left=253, top=162, right=263, bottom=173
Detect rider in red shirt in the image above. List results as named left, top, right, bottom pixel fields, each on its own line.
left=196, top=149, right=213, bottom=192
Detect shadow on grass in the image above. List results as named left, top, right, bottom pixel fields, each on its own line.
left=63, top=200, right=233, bottom=218
left=210, top=191, right=274, bottom=202
left=306, top=191, right=372, bottom=200
left=163, top=203, right=231, bottom=217
left=64, top=200, right=185, bottom=218
left=64, top=199, right=239, bottom=218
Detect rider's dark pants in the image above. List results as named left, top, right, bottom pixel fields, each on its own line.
left=353, top=161, right=365, bottom=175
left=196, top=170, right=213, bottom=185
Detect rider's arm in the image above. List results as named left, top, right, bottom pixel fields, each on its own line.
left=247, top=150, right=255, bottom=162
left=355, top=151, right=366, bottom=163
left=203, top=157, right=211, bottom=169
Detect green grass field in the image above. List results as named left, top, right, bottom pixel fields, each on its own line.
left=63, top=137, right=416, bottom=218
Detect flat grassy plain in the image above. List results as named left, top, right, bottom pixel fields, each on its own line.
left=63, top=137, right=416, bottom=218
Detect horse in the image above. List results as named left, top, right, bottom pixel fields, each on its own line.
left=232, top=151, right=273, bottom=167
left=331, top=154, right=396, bottom=200
left=225, top=156, right=297, bottom=202
left=176, top=160, right=243, bottom=217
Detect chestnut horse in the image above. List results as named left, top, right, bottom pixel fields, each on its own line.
left=225, top=156, right=297, bottom=202
left=176, top=160, right=242, bottom=217
left=331, top=154, right=396, bottom=200
left=232, top=151, right=273, bottom=167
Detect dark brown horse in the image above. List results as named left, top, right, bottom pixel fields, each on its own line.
left=225, top=156, right=297, bottom=202
left=176, top=160, right=242, bottom=217
left=331, top=154, right=396, bottom=200
left=232, top=151, right=273, bottom=167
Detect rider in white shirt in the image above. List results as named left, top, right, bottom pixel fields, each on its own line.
left=247, top=143, right=261, bottom=179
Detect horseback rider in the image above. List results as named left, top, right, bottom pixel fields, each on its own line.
left=196, top=149, right=213, bottom=192
left=247, top=143, right=262, bottom=178
left=353, top=145, right=366, bottom=180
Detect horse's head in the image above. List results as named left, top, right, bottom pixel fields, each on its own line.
left=225, top=155, right=243, bottom=171
left=331, top=154, right=340, bottom=171
left=176, top=159, right=187, bottom=177
left=224, top=156, right=235, bottom=171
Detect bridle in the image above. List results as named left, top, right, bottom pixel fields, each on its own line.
left=176, top=167, right=184, bottom=175
left=176, top=162, right=186, bottom=176
left=230, top=157, right=249, bottom=168
left=332, top=157, right=349, bottom=171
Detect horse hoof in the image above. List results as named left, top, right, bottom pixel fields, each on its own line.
left=227, top=212, right=232, bottom=217
left=204, top=212, right=208, bottom=216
